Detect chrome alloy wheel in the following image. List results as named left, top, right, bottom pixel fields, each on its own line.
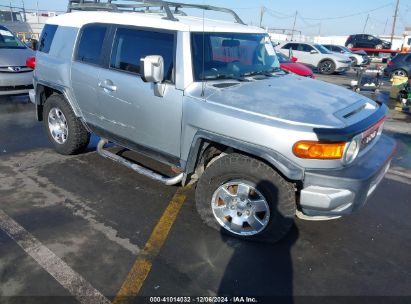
left=48, top=107, right=68, bottom=144
left=320, top=61, right=333, bottom=73
left=211, top=181, right=270, bottom=236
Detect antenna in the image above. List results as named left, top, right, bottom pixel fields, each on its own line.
left=200, top=1, right=206, bottom=98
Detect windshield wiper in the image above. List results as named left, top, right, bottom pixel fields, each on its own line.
left=203, top=74, right=250, bottom=82
left=242, top=67, right=285, bottom=78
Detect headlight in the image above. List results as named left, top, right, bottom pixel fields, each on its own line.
left=343, top=138, right=360, bottom=165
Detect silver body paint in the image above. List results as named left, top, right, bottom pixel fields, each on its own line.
left=31, top=15, right=397, bottom=217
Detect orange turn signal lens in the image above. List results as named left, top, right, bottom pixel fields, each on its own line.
left=293, top=141, right=346, bottom=159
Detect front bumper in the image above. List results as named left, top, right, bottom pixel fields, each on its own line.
left=299, top=134, right=396, bottom=216
left=335, top=63, right=351, bottom=72
left=0, top=71, right=33, bottom=96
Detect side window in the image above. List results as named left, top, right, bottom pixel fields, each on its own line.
left=38, top=24, right=58, bottom=53
left=110, top=28, right=175, bottom=82
left=76, top=24, right=107, bottom=65
left=282, top=43, right=297, bottom=50
left=300, top=44, right=314, bottom=52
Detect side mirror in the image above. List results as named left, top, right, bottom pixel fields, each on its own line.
left=310, top=50, right=318, bottom=54
left=140, top=55, right=164, bottom=83
left=291, top=57, right=298, bottom=62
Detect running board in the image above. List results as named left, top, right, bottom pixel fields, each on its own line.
left=97, top=138, right=184, bottom=186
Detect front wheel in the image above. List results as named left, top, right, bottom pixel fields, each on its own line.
left=195, top=153, right=295, bottom=243
left=391, top=69, right=408, bottom=78
left=318, top=60, right=336, bottom=75
left=375, top=44, right=383, bottom=49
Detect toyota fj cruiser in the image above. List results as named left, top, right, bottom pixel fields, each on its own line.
left=30, top=0, right=396, bottom=243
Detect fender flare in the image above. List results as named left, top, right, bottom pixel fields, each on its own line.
left=184, top=130, right=304, bottom=181
left=34, top=80, right=83, bottom=118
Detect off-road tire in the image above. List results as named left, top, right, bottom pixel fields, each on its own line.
left=195, top=153, right=296, bottom=243
left=43, top=94, right=90, bottom=155
left=318, top=60, right=336, bottom=75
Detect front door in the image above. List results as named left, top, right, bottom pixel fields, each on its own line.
left=96, top=27, right=182, bottom=158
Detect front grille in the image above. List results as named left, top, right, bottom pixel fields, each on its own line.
left=0, top=84, right=33, bottom=91
left=359, top=119, right=385, bottom=152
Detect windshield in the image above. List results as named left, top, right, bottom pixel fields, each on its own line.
left=191, top=32, right=280, bottom=80
left=339, top=46, right=351, bottom=53
left=0, top=28, right=26, bottom=49
left=314, top=44, right=332, bottom=54
left=276, top=52, right=292, bottom=63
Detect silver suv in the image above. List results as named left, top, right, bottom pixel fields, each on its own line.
left=30, top=1, right=396, bottom=243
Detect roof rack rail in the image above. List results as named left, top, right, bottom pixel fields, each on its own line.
left=67, top=0, right=245, bottom=25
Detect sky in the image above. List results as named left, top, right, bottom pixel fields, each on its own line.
left=1, top=0, right=410, bottom=36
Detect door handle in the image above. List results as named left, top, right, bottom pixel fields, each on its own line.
left=98, top=80, right=117, bottom=92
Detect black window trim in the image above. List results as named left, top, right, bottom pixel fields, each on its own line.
left=73, top=22, right=112, bottom=68
left=105, top=24, right=177, bottom=85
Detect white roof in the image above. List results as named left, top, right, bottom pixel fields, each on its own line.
left=47, top=11, right=266, bottom=34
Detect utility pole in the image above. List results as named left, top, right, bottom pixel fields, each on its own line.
left=290, top=11, right=297, bottom=41
left=390, top=0, right=400, bottom=45
left=259, top=6, right=266, bottom=28
left=362, top=14, right=369, bottom=33
left=383, top=17, right=388, bottom=35
left=9, top=1, right=14, bottom=22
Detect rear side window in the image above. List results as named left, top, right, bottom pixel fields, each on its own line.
left=282, top=43, right=298, bottom=50
left=110, top=28, right=175, bottom=81
left=38, top=24, right=58, bottom=53
left=76, top=24, right=107, bottom=65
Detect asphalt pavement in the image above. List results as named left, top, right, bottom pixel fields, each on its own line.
left=0, top=72, right=410, bottom=304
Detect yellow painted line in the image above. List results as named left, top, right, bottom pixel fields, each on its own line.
left=112, top=186, right=190, bottom=304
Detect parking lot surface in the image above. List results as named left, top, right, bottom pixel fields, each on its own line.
left=1, top=71, right=411, bottom=303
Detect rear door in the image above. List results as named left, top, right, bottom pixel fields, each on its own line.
left=71, top=24, right=110, bottom=126
left=298, top=43, right=318, bottom=67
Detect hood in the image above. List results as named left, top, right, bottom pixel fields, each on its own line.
left=187, top=74, right=378, bottom=128
left=0, top=48, right=34, bottom=67
left=330, top=52, right=350, bottom=61
left=280, top=62, right=313, bottom=76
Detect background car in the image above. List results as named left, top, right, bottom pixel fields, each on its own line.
left=276, top=52, right=314, bottom=78
left=276, top=42, right=352, bottom=74
left=345, top=34, right=391, bottom=50
left=384, top=52, right=411, bottom=78
left=322, top=44, right=369, bottom=66
left=0, top=25, right=34, bottom=95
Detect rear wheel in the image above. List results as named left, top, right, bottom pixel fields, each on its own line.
left=318, top=60, right=336, bottom=75
left=43, top=94, right=90, bottom=155
left=195, top=153, right=296, bottom=243
left=375, top=44, right=383, bottom=49
left=347, top=43, right=354, bottom=49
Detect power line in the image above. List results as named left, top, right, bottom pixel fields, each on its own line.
left=290, top=2, right=392, bottom=21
